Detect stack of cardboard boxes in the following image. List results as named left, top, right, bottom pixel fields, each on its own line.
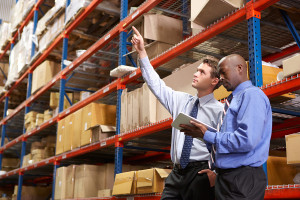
left=25, top=111, right=53, bottom=132
left=54, top=163, right=148, bottom=199
left=22, top=136, right=56, bottom=167
left=56, top=102, right=116, bottom=155
left=12, top=185, right=52, bottom=200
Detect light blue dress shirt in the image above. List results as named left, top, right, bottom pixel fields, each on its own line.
left=204, top=80, right=272, bottom=169
left=139, top=57, right=223, bottom=164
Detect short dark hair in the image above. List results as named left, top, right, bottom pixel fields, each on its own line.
left=202, top=56, right=221, bottom=90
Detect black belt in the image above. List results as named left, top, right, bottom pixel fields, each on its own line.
left=216, top=165, right=262, bottom=174
left=174, top=161, right=208, bottom=170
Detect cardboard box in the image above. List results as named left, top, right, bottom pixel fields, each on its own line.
left=80, top=91, right=92, bottom=101
left=72, top=109, right=82, bottom=150
left=132, top=88, right=140, bottom=129
left=2, top=158, right=20, bottom=171
left=25, top=111, right=38, bottom=120
left=98, top=189, right=112, bottom=198
left=191, top=0, right=244, bottom=27
left=22, top=154, right=32, bottom=167
left=112, top=171, right=136, bottom=195
left=127, top=91, right=133, bottom=131
left=50, top=92, right=73, bottom=110
left=56, top=119, right=65, bottom=155
left=141, top=83, right=157, bottom=126
left=133, top=14, right=183, bottom=45
left=44, top=146, right=55, bottom=158
left=42, top=135, right=56, bottom=146
left=66, top=165, right=77, bottom=199
left=286, top=134, right=300, bottom=165
left=74, top=164, right=105, bottom=198
left=64, top=114, right=74, bottom=152
left=81, top=103, right=116, bottom=146
left=136, top=168, right=171, bottom=194
left=30, top=141, right=45, bottom=153
left=282, top=53, right=300, bottom=77
left=91, top=125, right=116, bottom=143
left=13, top=186, right=51, bottom=200
left=54, top=167, right=68, bottom=200
left=32, top=60, right=60, bottom=94
left=267, top=156, right=300, bottom=185
left=120, top=88, right=128, bottom=133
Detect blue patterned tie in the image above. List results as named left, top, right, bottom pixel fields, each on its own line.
left=180, top=99, right=199, bottom=169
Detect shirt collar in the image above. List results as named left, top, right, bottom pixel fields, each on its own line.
left=196, top=93, right=214, bottom=106
left=232, top=80, right=253, bottom=96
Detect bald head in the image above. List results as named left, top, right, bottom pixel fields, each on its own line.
left=218, top=54, right=249, bottom=91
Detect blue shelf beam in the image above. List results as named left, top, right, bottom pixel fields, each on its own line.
left=280, top=10, right=300, bottom=48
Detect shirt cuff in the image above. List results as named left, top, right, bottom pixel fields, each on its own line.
left=203, top=130, right=216, bottom=144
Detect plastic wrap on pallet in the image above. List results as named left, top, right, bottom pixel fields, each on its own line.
left=19, top=21, right=34, bottom=73
left=6, top=43, right=21, bottom=88
left=0, top=22, right=11, bottom=50
left=22, top=0, right=35, bottom=20
left=65, top=0, right=91, bottom=25
left=36, top=7, right=56, bottom=36
left=10, top=0, right=24, bottom=33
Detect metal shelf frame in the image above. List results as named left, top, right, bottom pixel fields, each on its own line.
left=0, top=0, right=299, bottom=199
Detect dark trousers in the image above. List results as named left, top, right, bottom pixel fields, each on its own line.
left=215, top=166, right=267, bottom=200
left=161, top=161, right=215, bottom=200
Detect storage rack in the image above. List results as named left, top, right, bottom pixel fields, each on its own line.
left=0, top=0, right=299, bottom=199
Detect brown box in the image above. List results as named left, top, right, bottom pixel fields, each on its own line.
left=126, top=91, right=133, bottom=131
left=133, top=14, right=183, bottom=45
left=22, top=154, right=32, bottom=167
left=63, top=114, right=74, bottom=152
left=267, top=156, right=300, bottom=185
left=2, top=158, right=20, bottom=171
left=44, top=146, right=55, bottom=158
left=54, top=166, right=68, bottom=200
left=74, top=164, right=105, bottom=198
left=72, top=109, right=82, bottom=150
left=25, top=111, right=38, bottom=120
left=91, top=125, right=116, bottom=143
left=56, top=118, right=65, bottom=155
left=30, top=141, right=45, bottom=153
left=50, top=92, right=73, bottom=110
left=191, top=0, right=244, bottom=27
left=32, top=60, right=60, bottom=94
left=132, top=88, right=140, bottom=129
left=81, top=103, right=116, bottom=146
left=136, top=168, right=171, bottom=194
left=80, top=91, right=92, bottom=101
left=141, top=83, right=157, bottom=126
left=13, top=186, right=51, bottom=200
left=282, top=54, right=300, bottom=77
left=120, top=88, right=128, bottom=133
left=286, top=134, right=300, bottom=165
left=98, top=189, right=112, bottom=198
left=112, top=171, right=136, bottom=196
left=66, top=165, right=77, bottom=199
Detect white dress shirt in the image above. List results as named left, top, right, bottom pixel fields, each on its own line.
left=139, top=57, right=223, bottom=164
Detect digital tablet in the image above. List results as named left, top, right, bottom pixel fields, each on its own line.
left=171, top=112, right=217, bottom=132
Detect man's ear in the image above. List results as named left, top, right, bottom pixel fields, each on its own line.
left=236, top=64, right=243, bottom=73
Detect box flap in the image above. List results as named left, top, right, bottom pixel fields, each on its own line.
left=100, top=125, right=116, bottom=132
left=112, top=171, right=135, bottom=195
left=137, top=169, right=154, bottom=188
left=155, top=168, right=171, bottom=179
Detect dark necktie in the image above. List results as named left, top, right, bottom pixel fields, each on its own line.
left=180, top=99, right=199, bottom=169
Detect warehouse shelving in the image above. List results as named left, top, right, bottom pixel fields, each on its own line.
left=0, top=0, right=299, bottom=199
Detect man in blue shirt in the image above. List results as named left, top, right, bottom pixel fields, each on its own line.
left=182, top=54, right=272, bottom=200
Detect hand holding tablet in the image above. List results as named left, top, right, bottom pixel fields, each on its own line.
left=171, top=112, right=217, bottom=132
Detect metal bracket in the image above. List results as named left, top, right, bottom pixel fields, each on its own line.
left=62, top=32, right=69, bottom=39
left=21, top=137, right=27, bottom=142
left=246, top=1, right=261, bottom=20
left=117, top=83, right=126, bottom=90
left=115, top=141, right=124, bottom=148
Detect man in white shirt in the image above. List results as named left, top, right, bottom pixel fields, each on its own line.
left=131, top=27, right=223, bottom=200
